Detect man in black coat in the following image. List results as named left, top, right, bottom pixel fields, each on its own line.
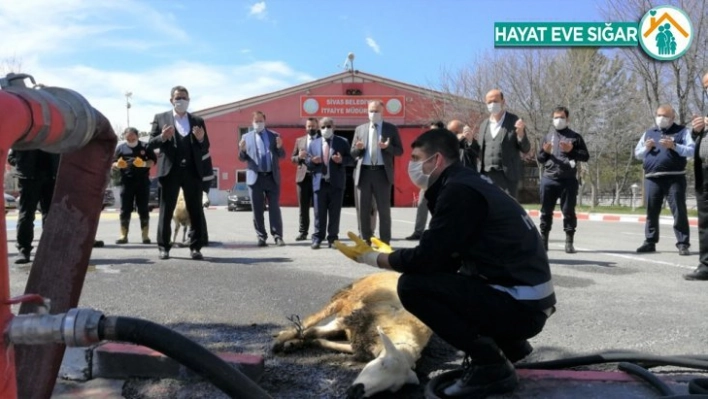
left=147, top=85, right=209, bottom=260
left=8, top=149, right=60, bottom=264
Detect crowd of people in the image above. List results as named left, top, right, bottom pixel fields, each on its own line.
left=6, top=74, right=708, bottom=397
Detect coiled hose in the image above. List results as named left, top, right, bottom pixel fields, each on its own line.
left=425, top=353, right=708, bottom=398
left=99, top=316, right=272, bottom=399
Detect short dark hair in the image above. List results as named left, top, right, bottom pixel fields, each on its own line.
left=124, top=127, right=139, bottom=136
left=429, top=121, right=445, bottom=129
left=253, top=111, right=266, bottom=120
left=411, top=129, right=460, bottom=161
left=552, top=106, right=569, bottom=118
left=170, top=85, right=189, bottom=98
left=306, top=117, right=318, bottom=124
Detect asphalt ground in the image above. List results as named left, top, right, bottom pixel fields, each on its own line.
left=6, top=206, right=708, bottom=398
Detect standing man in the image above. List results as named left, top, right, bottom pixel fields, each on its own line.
left=352, top=100, right=403, bottom=245
left=8, top=149, right=60, bottom=264
left=536, top=107, right=589, bottom=253
left=685, top=71, right=708, bottom=280
left=148, top=85, right=209, bottom=260
left=238, top=111, right=286, bottom=247
left=406, top=121, right=444, bottom=241
left=113, top=127, right=156, bottom=245
left=307, top=117, right=353, bottom=249
left=448, top=119, right=479, bottom=172
left=335, top=129, right=554, bottom=398
left=634, top=104, right=695, bottom=255
left=478, top=89, right=531, bottom=199
left=291, top=118, right=318, bottom=241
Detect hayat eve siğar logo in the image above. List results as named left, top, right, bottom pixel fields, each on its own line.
left=638, top=5, right=693, bottom=61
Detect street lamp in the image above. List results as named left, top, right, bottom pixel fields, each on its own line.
left=125, top=91, right=132, bottom=127
left=631, top=183, right=639, bottom=211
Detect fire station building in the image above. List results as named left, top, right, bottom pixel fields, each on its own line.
left=195, top=70, right=471, bottom=207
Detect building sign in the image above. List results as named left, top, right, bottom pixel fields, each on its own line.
left=300, top=95, right=405, bottom=118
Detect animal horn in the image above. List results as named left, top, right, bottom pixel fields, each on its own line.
left=376, top=326, right=398, bottom=356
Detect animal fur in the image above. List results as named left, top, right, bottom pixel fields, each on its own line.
left=172, top=189, right=190, bottom=245
left=272, top=271, right=433, bottom=398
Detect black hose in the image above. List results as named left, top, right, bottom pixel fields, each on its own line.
left=426, top=353, right=708, bottom=399
left=99, top=316, right=272, bottom=399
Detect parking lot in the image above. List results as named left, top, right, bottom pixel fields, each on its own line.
left=6, top=206, right=708, bottom=398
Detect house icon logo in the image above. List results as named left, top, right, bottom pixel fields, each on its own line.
left=638, top=5, right=693, bottom=61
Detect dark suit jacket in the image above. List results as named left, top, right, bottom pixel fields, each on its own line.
left=477, top=111, right=531, bottom=183
left=147, top=111, right=210, bottom=178
left=351, top=121, right=403, bottom=185
left=8, top=150, right=60, bottom=180
left=291, top=135, right=313, bottom=183
left=238, top=128, right=286, bottom=186
left=306, top=135, right=353, bottom=191
left=695, top=129, right=707, bottom=193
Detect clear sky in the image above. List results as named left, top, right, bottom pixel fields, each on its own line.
left=0, top=0, right=606, bottom=133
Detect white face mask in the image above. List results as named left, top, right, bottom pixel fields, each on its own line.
left=321, top=128, right=334, bottom=139
left=553, top=117, right=567, bottom=130
left=487, top=102, right=502, bottom=114
left=408, top=154, right=438, bottom=190
left=173, top=99, right=189, bottom=114
left=655, top=116, right=671, bottom=129
left=126, top=140, right=139, bottom=148
left=253, top=121, right=265, bottom=132
left=368, top=111, right=382, bottom=124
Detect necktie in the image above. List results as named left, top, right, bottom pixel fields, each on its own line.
left=323, top=139, right=330, bottom=177
left=369, top=123, right=378, bottom=165
left=258, top=133, right=268, bottom=172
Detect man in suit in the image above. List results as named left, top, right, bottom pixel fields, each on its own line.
left=307, top=117, right=353, bottom=249
left=238, top=111, right=286, bottom=247
left=351, top=100, right=403, bottom=245
left=291, top=118, right=319, bottom=241
left=685, top=71, right=708, bottom=280
left=478, top=89, right=531, bottom=199
left=148, top=85, right=209, bottom=260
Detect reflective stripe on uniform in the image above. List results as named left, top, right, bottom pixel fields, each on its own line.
left=489, top=280, right=554, bottom=301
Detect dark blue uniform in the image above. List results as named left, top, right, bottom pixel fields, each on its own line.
left=536, top=127, right=589, bottom=252
left=114, top=141, right=157, bottom=243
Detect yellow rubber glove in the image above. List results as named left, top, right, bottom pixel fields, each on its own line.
left=116, top=157, right=128, bottom=169
left=334, top=231, right=381, bottom=267
left=133, top=157, right=146, bottom=167
left=370, top=237, right=393, bottom=254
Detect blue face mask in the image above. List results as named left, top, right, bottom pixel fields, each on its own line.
left=407, top=154, right=438, bottom=189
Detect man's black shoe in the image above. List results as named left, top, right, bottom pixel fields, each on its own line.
left=257, top=239, right=268, bottom=247
left=311, top=241, right=321, bottom=250
left=93, top=240, right=105, bottom=248
left=636, top=242, right=656, bottom=253
left=190, top=250, right=203, bottom=260
left=275, top=237, right=286, bottom=247
left=159, top=250, right=170, bottom=260
left=684, top=266, right=708, bottom=281
left=14, top=252, right=30, bottom=265
left=678, top=244, right=690, bottom=256
left=443, top=358, right=518, bottom=397
left=496, top=340, right=533, bottom=363
left=405, top=232, right=422, bottom=241
left=295, top=233, right=308, bottom=241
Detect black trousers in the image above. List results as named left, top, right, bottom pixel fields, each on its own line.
left=539, top=176, right=579, bottom=234
left=16, top=177, right=55, bottom=253
left=313, top=181, right=344, bottom=243
left=644, top=175, right=689, bottom=246
left=119, top=177, right=150, bottom=223
left=296, top=174, right=313, bottom=236
left=157, top=166, right=204, bottom=251
left=397, top=272, right=547, bottom=357
left=697, top=181, right=708, bottom=268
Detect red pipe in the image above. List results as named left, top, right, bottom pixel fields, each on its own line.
left=0, top=90, right=33, bottom=399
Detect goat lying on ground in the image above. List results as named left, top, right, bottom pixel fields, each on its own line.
left=272, top=271, right=433, bottom=398
left=172, top=189, right=190, bottom=246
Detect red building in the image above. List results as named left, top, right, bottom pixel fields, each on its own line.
left=195, top=70, right=475, bottom=207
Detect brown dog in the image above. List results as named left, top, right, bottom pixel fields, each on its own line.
left=273, top=271, right=432, bottom=398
